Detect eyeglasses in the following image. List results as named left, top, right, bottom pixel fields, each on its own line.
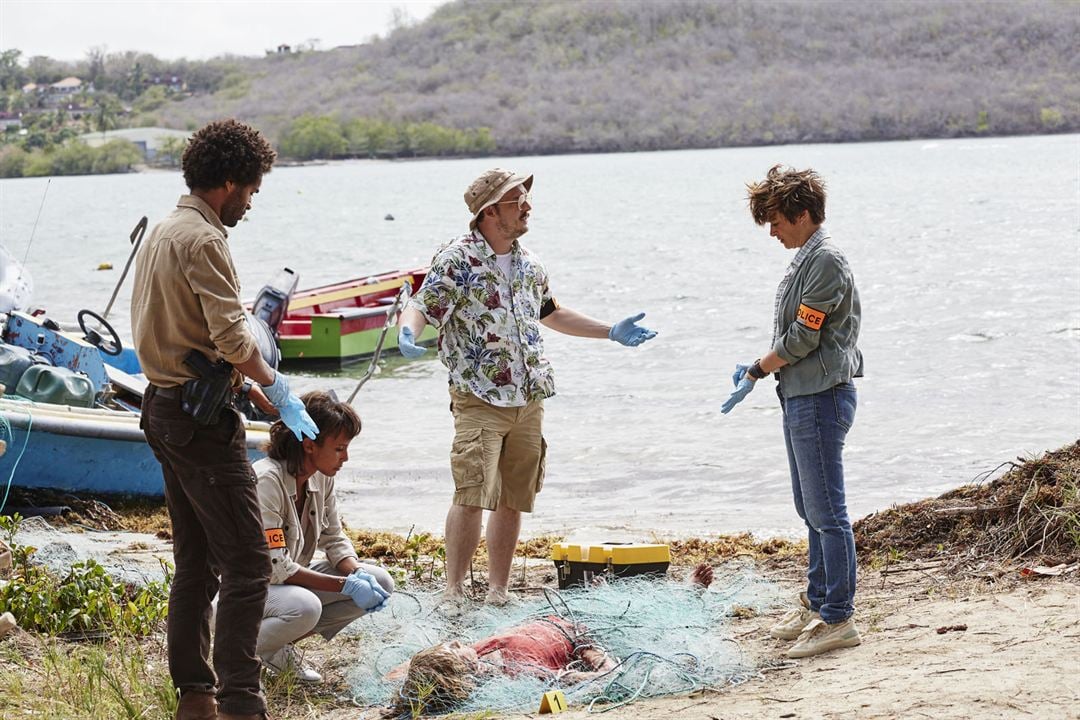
left=495, top=191, right=531, bottom=209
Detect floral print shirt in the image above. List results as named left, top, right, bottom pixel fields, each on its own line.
left=409, top=230, right=556, bottom=407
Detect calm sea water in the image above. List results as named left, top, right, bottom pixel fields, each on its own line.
left=1, top=134, right=1078, bottom=539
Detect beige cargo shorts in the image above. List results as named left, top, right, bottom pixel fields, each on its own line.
left=448, top=388, right=547, bottom=512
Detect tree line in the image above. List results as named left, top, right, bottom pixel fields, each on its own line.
left=1, top=0, right=1077, bottom=176
left=280, top=114, right=495, bottom=159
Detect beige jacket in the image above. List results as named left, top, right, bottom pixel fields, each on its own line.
left=131, top=195, right=256, bottom=387
left=254, top=457, right=358, bottom=584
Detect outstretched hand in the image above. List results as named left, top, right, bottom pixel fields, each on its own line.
left=609, top=312, right=657, bottom=347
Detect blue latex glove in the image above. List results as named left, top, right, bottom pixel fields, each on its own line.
left=732, top=364, right=750, bottom=386
left=397, top=326, right=427, bottom=358
left=261, top=372, right=319, bottom=441
left=342, top=571, right=392, bottom=611
left=609, top=312, right=657, bottom=347
left=261, top=370, right=292, bottom=407
left=277, top=394, right=319, bottom=441
left=721, top=364, right=756, bottom=414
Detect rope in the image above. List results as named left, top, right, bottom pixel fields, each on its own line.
left=22, top=178, right=51, bottom=265
left=0, top=410, right=33, bottom=514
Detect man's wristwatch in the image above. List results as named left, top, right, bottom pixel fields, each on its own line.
left=748, top=360, right=768, bottom=380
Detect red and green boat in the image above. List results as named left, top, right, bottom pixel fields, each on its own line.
left=272, top=267, right=437, bottom=369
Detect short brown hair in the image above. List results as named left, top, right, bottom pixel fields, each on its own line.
left=182, top=118, right=276, bottom=191
left=746, top=164, right=827, bottom=225
left=385, top=644, right=476, bottom=718
left=265, top=390, right=361, bottom=476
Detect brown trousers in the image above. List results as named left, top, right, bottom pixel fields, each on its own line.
left=142, top=386, right=271, bottom=716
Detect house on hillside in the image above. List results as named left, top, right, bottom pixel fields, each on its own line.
left=50, top=77, right=83, bottom=94
left=79, top=127, right=189, bottom=161
left=43, top=77, right=91, bottom=108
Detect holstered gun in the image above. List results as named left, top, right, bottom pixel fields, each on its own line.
left=181, top=350, right=234, bottom=425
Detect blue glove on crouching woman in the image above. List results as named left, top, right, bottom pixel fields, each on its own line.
left=342, top=571, right=391, bottom=611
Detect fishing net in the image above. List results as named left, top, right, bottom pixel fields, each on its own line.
left=346, top=562, right=785, bottom=716
left=10, top=515, right=170, bottom=584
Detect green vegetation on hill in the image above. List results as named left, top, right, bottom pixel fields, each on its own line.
left=279, top=114, right=495, bottom=159
left=2, top=0, right=1077, bottom=170
left=158, top=0, right=1079, bottom=156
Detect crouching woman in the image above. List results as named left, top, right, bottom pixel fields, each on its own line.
left=255, top=390, right=395, bottom=682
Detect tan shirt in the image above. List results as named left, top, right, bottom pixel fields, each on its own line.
left=254, top=457, right=358, bottom=585
left=131, top=195, right=257, bottom=387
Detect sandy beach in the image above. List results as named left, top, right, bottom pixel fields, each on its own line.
left=213, top=552, right=1073, bottom=720
left=4, top=540, right=1076, bottom=720
left=1, top=444, right=1077, bottom=719
left=552, top=567, right=1080, bottom=720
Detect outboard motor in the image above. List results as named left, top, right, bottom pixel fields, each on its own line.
left=235, top=311, right=282, bottom=423
left=245, top=311, right=280, bottom=370
left=251, top=267, right=298, bottom=336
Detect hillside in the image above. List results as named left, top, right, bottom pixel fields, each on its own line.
left=149, top=0, right=1080, bottom=155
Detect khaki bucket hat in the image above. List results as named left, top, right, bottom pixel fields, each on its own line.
left=465, top=168, right=533, bottom=230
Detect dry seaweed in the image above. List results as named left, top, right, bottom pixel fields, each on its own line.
left=854, top=441, right=1080, bottom=566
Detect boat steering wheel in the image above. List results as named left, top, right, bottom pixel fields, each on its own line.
left=77, top=309, right=123, bottom=356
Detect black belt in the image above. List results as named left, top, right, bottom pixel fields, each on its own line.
left=151, top=384, right=183, bottom=399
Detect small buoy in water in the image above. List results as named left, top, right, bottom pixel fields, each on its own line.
left=97, top=262, right=113, bottom=271
left=0, top=438, right=6, bottom=457
left=384, top=213, right=395, bottom=221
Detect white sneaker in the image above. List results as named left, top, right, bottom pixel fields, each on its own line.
left=769, top=592, right=818, bottom=640
left=786, top=617, right=862, bottom=658
left=260, top=643, right=322, bottom=683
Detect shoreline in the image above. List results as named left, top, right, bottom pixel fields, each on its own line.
left=3, top=129, right=1077, bottom=182
left=0, top=443, right=1076, bottom=718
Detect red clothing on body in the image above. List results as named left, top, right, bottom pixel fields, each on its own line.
left=472, top=616, right=579, bottom=672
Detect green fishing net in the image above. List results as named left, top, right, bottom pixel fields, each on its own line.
left=345, top=562, right=785, bottom=715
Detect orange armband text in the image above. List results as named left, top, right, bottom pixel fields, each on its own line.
left=796, top=304, right=826, bottom=331
left=264, top=528, right=286, bottom=549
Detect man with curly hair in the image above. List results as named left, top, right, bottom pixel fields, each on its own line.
left=395, top=168, right=657, bottom=608
left=132, top=118, right=318, bottom=720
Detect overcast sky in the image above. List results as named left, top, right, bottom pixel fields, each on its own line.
left=0, top=0, right=447, bottom=62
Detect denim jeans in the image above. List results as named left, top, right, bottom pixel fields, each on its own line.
left=778, top=382, right=857, bottom=624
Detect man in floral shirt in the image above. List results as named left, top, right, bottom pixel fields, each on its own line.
left=397, top=168, right=657, bottom=605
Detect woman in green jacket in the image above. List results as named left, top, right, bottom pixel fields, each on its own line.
left=722, top=164, right=863, bottom=659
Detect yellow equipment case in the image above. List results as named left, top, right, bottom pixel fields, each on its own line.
left=551, top=542, right=670, bottom=589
